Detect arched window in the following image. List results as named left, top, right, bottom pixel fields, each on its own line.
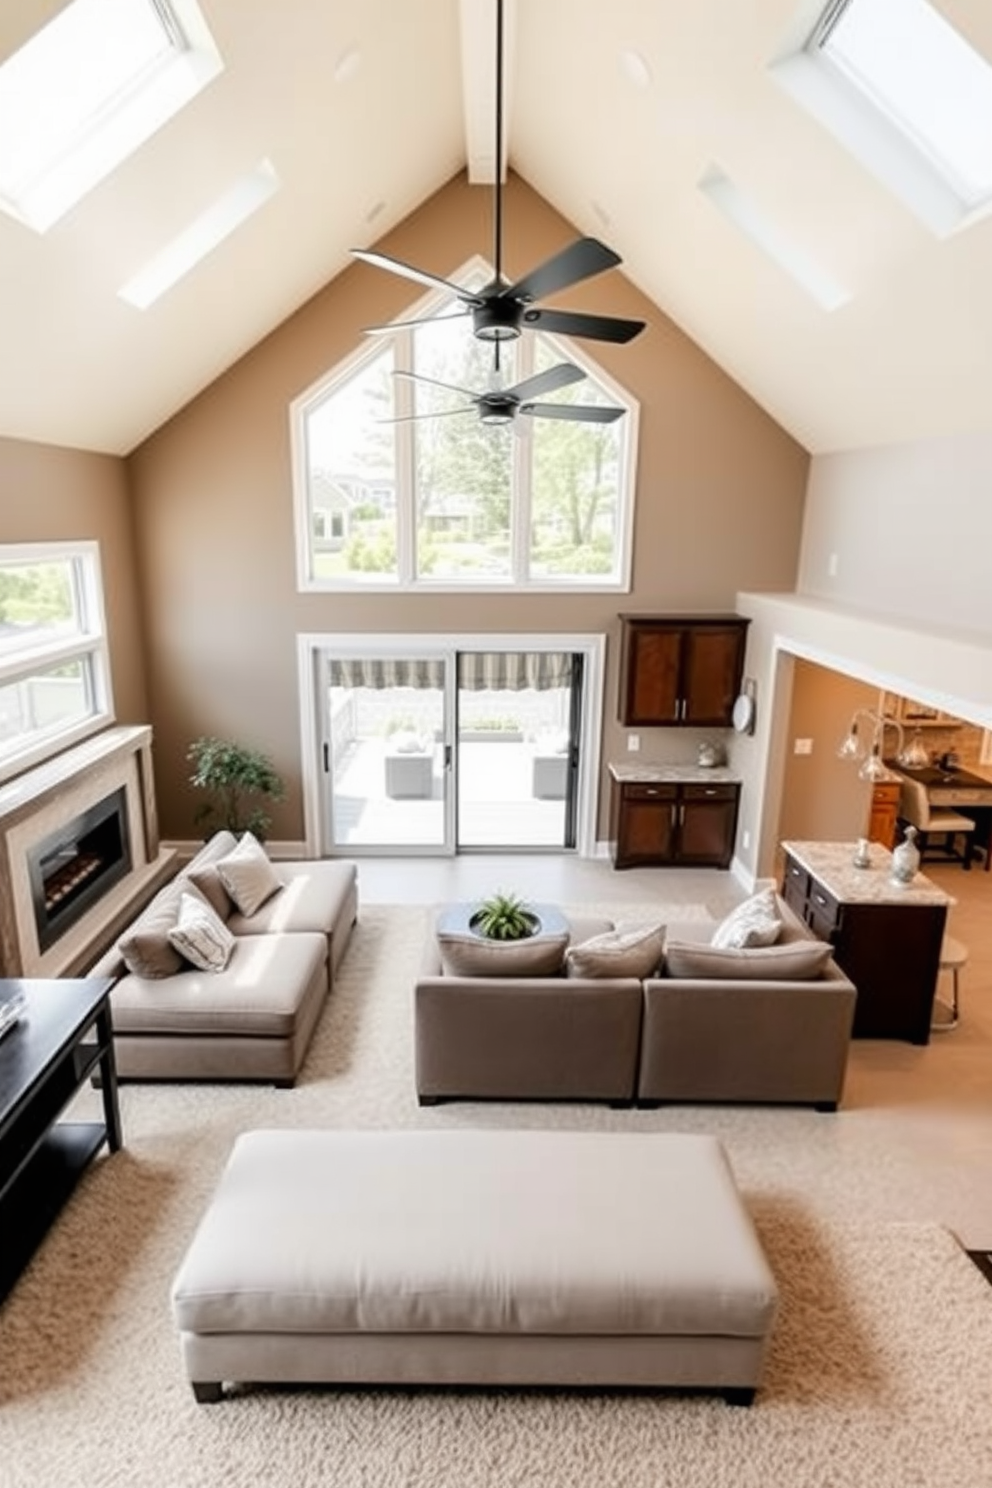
left=291, top=258, right=638, bottom=592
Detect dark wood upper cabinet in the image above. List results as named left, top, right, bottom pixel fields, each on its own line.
left=618, top=615, right=749, bottom=727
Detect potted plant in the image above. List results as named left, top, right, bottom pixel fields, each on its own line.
left=187, top=736, right=286, bottom=841
left=469, top=891, right=539, bottom=941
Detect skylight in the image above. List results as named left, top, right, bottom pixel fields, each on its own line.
left=118, top=161, right=280, bottom=308
left=814, top=0, right=992, bottom=209
left=772, top=0, right=992, bottom=236
left=0, top=0, right=222, bottom=232
left=699, top=167, right=851, bottom=311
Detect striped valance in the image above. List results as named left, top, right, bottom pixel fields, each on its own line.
left=328, top=651, right=574, bottom=693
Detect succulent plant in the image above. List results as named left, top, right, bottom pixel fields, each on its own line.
left=470, top=891, right=538, bottom=941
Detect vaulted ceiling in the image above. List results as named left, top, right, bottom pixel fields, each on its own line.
left=2, top=0, right=991, bottom=457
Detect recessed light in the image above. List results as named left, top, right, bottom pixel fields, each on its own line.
left=333, top=47, right=361, bottom=84
left=619, top=49, right=651, bottom=89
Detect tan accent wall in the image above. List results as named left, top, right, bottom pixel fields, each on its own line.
left=126, top=171, right=810, bottom=840
left=777, top=662, right=877, bottom=845
left=0, top=435, right=148, bottom=724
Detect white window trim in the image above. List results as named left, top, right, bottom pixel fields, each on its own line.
left=0, top=540, right=114, bottom=784
left=289, top=255, right=638, bottom=594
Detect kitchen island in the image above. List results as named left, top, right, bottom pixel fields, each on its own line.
left=781, top=841, right=952, bottom=1044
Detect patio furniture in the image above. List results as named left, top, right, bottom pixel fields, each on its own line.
left=384, top=746, right=434, bottom=798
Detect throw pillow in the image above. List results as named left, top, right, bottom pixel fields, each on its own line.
left=116, top=884, right=186, bottom=979
left=185, top=863, right=233, bottom=921
left=215, top=831, right=282, bottom=917
left=436, top=929, right=570, bottom=978
left=710, top=887, right=782, bottom=950
left=565, top=923, right=666, bottom=979
left=167, top=891, right=235, bottom=973
left=664, top=939, right=833, bottom=981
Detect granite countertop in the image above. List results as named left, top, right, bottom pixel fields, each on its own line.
left=782, top=840, right=953, bottom=907
left=609, top=762, right=740, bottom=784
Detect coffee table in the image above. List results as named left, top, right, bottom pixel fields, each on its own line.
left=0, top=978, right=121, bottom=1301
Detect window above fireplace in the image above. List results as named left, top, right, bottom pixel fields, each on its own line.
left=0, top=541, right=113, bottom=784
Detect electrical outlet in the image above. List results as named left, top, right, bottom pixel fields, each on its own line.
left=794, top=738, right=813, bottom=755
left=627, top=734, right=640, bottom=752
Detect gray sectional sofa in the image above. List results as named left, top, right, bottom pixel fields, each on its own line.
left=414, top=898, right=857, bottom=1109
left=89, top=831, right=358, bottom=1084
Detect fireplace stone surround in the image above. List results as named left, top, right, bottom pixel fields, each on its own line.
left=0, top=726, right=177, bottom=978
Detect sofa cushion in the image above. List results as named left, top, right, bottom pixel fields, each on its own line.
left=436, top=928, right=570, bottom=978
left=216, top=831, right=283, bottom=917
left=226, top=860, right=357, bottom=940
left=110, top=931, right=327, bottom=1037
left=565, top=923, right=666, bottom=979
left=710, top=888, right=782, bottom=950
left=184, top=863, right=234, bottom=921
left=168, top=891, right=235, bottom=973
left=664, top=938, right=834, bottom=981
left=116, top=880, right=188, bottom=979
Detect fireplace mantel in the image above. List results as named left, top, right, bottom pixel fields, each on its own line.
left=0, top=726, right=177, bottom=978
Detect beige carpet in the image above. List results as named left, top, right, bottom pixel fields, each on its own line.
left=2, top=904, right=992, bottom=1488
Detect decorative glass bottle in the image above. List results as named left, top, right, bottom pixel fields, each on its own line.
left=890, top=825, right=921, bottom=885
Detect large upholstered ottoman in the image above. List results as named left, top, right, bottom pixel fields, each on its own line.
left=171, top=1129, right=778, bottom=1404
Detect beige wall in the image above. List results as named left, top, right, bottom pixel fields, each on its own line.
left=799, top=431, right=992, bottom=635
left=0, top=436, right=148, bottom=725
left=117, top=172, right=806, bottom=839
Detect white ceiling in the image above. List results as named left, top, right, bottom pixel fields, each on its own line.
left=2, top=0, right=991, bottom=457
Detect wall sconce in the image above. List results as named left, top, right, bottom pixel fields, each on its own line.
left=837, top=709, right=906, bottom=781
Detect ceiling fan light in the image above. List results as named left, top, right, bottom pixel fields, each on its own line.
left=478, top=395, right=517, bottom=425
left=472, top=300, right=522, bottom=340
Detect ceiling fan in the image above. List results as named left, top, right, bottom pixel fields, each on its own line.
left=352, top=0, right=645, bottom=348
left=387, top=360, right=625, bottom=429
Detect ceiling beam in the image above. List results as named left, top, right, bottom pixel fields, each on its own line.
left=459, top=0, right=517, bottom=183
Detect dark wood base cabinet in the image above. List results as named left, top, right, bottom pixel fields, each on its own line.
left=782, top=852, right=945, bottom=1044
left=612, top=781, right=740, bottom=869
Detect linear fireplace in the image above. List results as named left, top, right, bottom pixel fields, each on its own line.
left=26, top=787, right=132, bottom=953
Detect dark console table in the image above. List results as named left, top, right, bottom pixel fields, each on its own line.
left=0, top=978, right=121, bottom=1301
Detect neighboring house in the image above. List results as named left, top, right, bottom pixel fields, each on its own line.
left=309, top=472, right=354, bottom=552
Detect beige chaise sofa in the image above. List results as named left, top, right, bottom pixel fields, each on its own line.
left=89, top=831, right=358, bottom=1084
left=414, top=897, right=857, bottom=1110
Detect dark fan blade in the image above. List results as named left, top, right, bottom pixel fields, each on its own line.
left=519, top=402, right=625, bottom=424
left=502, top=238, right=622, bottom=305
left=352, top=249, right=482, bottom=305
left=504, top=362, right=585, bottom=402
left=379, top=406, right=476, bottom=424
left=363, top=310, right=471, bottom=337
left=521, top=308, right=646, bottom=344
left=393, top=369, right=481, bottom=401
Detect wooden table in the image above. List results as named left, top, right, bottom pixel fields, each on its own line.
left=0, top=978, right=120, bottom=1301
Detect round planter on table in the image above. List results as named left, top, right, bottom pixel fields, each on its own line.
left=435, top=902, right=569, bottom=941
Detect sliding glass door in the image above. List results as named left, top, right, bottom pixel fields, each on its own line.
left=309, top=636, right=600, bottom=857
left=456, top=651, right=582, bottom=850
left=321, top=652, right=452, bottom=853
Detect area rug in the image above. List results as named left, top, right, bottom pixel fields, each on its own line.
left=2, top=905, right=992, bottom=1488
